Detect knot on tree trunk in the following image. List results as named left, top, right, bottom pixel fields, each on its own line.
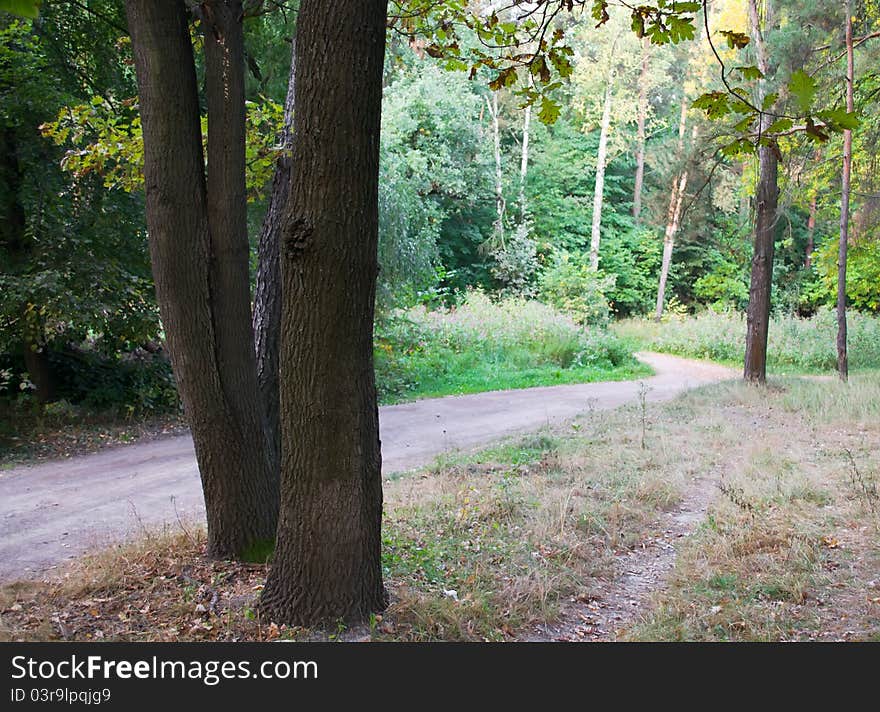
left=283, top=215, right=313, bottom=262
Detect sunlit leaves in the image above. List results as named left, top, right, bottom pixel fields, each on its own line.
left=719, top=29, right=750, bottom=49
left=537, top=95, right=561, bottom=124
left=0, top=0, right=40, bottom=18
left=389, top=0, right=702, bottom=124
left=789, top=69, right=817, bottom=112
left=41, top=95, right=284, bottom=200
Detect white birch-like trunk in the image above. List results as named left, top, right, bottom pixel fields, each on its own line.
left=589, top=83, right=613, bottom=271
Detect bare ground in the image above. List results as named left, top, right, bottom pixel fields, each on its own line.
left=0, top=352, right=732, bottom=582
left=522, top=474, right=718, bottom=641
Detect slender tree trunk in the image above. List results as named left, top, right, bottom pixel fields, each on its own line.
left=805, top=193, right=817, bottom=268
left=837, top=1, right=854, bottom=381
left=519, top=94, right=531, bottom=221
left=653, top=101, right=690, bottom=321
left=744, top=135, right=779, bottom=383
left=590, top=82, right=613, bottom=271
left=488, top=92, right=505, bottom=243
left=655, top=170, right=689, bottom=321
left=259, top=0, right=389, bottom=626
left=253, top=41, right=295, bottom=481
left=633, top=38, right=649, bottom=223
left=744, top=0, right=778, bottom=384
left=126, top=0, right=276, bottom=558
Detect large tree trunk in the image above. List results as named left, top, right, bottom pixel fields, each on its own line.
left=259, top=0, right=389, bottom=626
left=743, top=0, right=778, bottom=384
left=633, top=38, right=649, bottom=223
left=837, top=0, right=854, bottom=381
left=126, top=0, right=276, bottom=558
left=253, top=41, right=296, bottom=481
left=589, top=82, right=613, bottom=271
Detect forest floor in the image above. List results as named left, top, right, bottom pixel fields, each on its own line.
left=2, top=364, right=879, bottom=642
left=0, top=352, right=725, bottom=581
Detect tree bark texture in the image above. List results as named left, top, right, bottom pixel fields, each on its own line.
left=253, top=40, right=296, bottom=483
left=259, top=0, right=389, bottom=626
left=743, top=0, right=778, bottom=384
left=126, top=0, right=276, bottom=558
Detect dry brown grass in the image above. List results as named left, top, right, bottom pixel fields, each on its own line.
left=2, top=375, right=878, bottom=642
left=628, top=376, right=880, bottom=641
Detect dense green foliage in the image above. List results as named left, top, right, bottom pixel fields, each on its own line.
left=1, top=0, right=879, bottom=425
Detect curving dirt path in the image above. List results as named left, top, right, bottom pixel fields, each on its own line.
left=0, top=352, right=733, bottom=581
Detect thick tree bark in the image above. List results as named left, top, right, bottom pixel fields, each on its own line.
left=125, top=0, right=276, bottom=558
left=744, top=0, right=778, bottom=384
left=589, top=82, right=613, bottom=271
left=253, top=41, right=295, bottom=482
left=837, top=1, right=854, bottom=381
left=633, top=38, right=649, bottom=223
left=259, top=0, right=389, bottom=626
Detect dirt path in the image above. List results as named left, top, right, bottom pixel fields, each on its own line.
left=522, top=474, right=718, bottom=641
left=0, top=352, right=733, bottom=582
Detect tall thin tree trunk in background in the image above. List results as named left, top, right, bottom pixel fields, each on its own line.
left=253, top=41, right=295, bottom=481
left=837, top=1, right=854, bottom=381
left=126, top=0, right=277, bottom=558
left=654, top=101, right=690, bottom=321
left=488, top=92, right=505, bottom=243
left=259, top=0, right=389, bottom=626
left=744, top=0, right=779, bottom=384
left=633, top=38, right=649, bottom=223
left=589, top=81, right=613, bottom=270
left=655, top=169, right=689, bottom=321
left=519, top=93, right=531, bottom=221
left=805, top=193, right=817, bottom=268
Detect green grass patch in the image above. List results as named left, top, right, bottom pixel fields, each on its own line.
left=376, top=291, right=648, bottom=404
left=615, top=307, right=880, bottom=374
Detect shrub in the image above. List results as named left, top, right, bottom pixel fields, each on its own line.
left=375, top=290, right=639, bottom=401
left=538, top=252, right=614, bottom=326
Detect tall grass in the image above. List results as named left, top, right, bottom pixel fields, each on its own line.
left=615, top=307, right=880, bottom=372
left=375, top=291, right=646, bottom=402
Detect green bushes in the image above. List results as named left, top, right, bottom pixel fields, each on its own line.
left=375, top=290, right=646, bottom=402
left=616, top=307, right=880, bottom=372
left=537, top=253, right=614, bottom=326
left=0, top=345, right=179, bottom=417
